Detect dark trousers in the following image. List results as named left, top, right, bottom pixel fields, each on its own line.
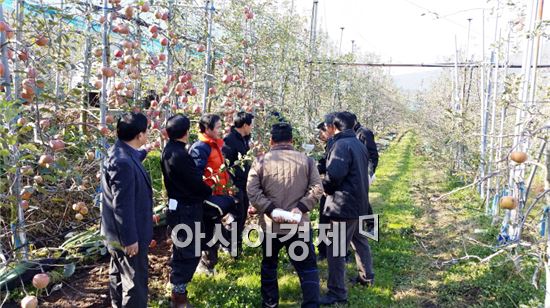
left=326, top=219, right=374, bottom=300
left=230, top=187, right=249, bottom=253
left=109, top=246, right=149, bottom=308
left=200, top=216, right=219, bottom=270
left=168, top=201, right=203, bottom=292
left=261, top=232, right=320, bottom=308
left=317, top=196, right=330, bottom=258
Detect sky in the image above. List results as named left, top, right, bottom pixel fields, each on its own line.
left=292, top=0, right=544, bottom=76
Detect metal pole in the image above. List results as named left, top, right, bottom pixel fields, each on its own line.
left=81, top=0, right=93, bottom=134
left=453, top=35, right=462, bottom=171
left=466, top=18, right=472, bottom=60
left=167, top=0, right=174, bottom=84
left=479, top=9, right=486, bottom=195
left=507, top=0, right=539, bottom=241
left=13, top=0, right=26, bottom=259
left=333, top=27, right=344, bottom=110
left=202, top=0, right=214, bottom=112
left=486, top=30, right=501, bottom=216
left=493, top=28, right=512, bottom=222
left=485, top=1, right=501, bottom=213
left=0, top=5, right=12, bottom=101
left=544, top=134, right=550, bottom=307
left=54, top=0, right=64, bottom=112
left=306, top=0, right=318, bottom=125
left=134, top=15, right=142, bottom=105
left=100, top=0, right=109, bottom=127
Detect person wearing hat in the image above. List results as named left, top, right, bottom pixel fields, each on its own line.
left=247, top=122, right=324, bottom=308
left=316, top=113, right=337, bottom=260
left=161, top=114, right=213, bottom=307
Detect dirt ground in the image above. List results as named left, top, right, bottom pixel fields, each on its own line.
left=5, top=227, right=172, bottom=308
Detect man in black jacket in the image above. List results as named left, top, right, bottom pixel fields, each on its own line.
left=316, top=112, right=336, bottom=260
left=350, top=113, right=378, bottom=176
left=349, top=112, right=379, bottom=230
left=101, top=112, right=152, bottom=308
left=222, top=112, right=254, bottom=256
left=161, top=114, right=213, bottom=307
left=320, top=112, right=374, bottom=305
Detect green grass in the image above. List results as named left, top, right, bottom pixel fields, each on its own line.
left=148, top=132, right=546, bottom=307
left=147, top=133, right=425, bottom=307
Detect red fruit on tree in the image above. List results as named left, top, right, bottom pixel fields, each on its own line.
left=49, top=139, right=65, bottom=152
left=35, top=35, right=49, bottom=46
left=32, top=273, right=50, bottom=289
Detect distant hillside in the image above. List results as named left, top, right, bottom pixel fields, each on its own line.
left=391, top=69, right=442, bottom=92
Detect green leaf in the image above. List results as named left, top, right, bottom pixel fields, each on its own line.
left=19, top=143, right=38, bottom=152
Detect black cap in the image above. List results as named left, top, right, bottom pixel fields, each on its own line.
left=324, top=112, right=337, bottom=125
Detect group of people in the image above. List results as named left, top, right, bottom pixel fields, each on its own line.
left=100, top=109, right=379, bottom=308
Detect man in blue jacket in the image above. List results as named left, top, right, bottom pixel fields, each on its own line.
left=101, top=112, right=153, bottom=308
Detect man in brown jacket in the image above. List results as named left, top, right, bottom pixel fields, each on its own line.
left=248, top=122, right=324, bottom=308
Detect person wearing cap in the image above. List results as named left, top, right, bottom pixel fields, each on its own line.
left=222, top=112, right=254, bottom=257
left=316, top=113, right=337, bottom=260
left=247, top=122, right=324, bottom=308
left=161, top=114, right=213, bottom=307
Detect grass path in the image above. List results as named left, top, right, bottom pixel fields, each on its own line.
left=159, top=132, right=544, bottom=307
left=177, top=132, right=429, bottom=307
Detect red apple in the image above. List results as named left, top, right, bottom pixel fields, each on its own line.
left=141, top=3, right=150, bottom=12
left=21, top=295, right=38, bottom=308
left=33, top=175, right=43, bottom=184
left=101, top=67, right=115, bottom=78
left=222, top=74, right=233, bottom=84
left=35, top=35, right=49, bottom=46
left=32, top=273, right=50, bottom=289
left=49, top=139, right=65, bottom=152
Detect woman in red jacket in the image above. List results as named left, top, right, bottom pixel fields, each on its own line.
left=189, top=113, right=231, bottom=275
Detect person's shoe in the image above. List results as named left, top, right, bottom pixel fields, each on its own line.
left=319, top=294, right=347, bottom=306
left=350, top=276, right=374, bottom=287
left=195, top=263, right=214, bottom=276
left=171, top=292, right=194, bottom=308
left=220, top=246, right=231, bottom=255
